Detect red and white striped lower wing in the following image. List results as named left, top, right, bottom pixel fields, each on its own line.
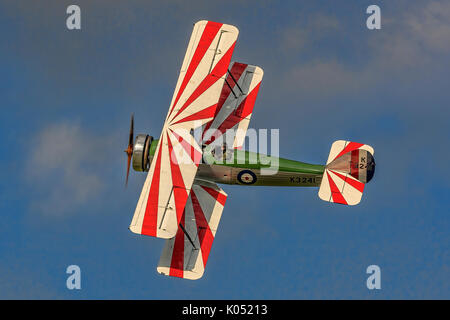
left=202, top=62, right=263, bottom=149
left=318, top=140, right=375, bottom=205
left=157, top=180, right=227, bottom=280
left=130, top=21, right=238, bottom=239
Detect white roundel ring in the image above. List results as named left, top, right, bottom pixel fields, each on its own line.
left=237, top=170, right=257, bottom=185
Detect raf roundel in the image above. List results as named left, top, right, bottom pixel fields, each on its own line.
left=237, top=170, right=257, bottom=185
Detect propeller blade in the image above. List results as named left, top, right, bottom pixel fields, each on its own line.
left=125, top=113, right=134, bottom=187
left=128, top=113, right=134, bottom=147
left=126, top=151, right=132, bottom=186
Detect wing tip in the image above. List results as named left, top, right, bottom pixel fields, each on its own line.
left=129, top=224, right=142, bottom=235
left=193, top=20, right=239, bottom=35
left=224, top=23, right=239, bottom=36
left=253, top=65, right=264, bottom=76
left=156, top=267, right=205, bottom=280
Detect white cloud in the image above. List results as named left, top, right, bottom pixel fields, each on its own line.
left=406, top=1, right=450, bottom=54
left=370, top=1, right=450, bottom=70
left=25, top=122, right=116, bottom=216
left=277, top=1, right=450, bottom=100
left=281, top=60, right=363, bottom=97
left=278, top=13, right=340, bottom=54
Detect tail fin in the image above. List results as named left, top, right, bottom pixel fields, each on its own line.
left=318, top=140, right=375, bottom=205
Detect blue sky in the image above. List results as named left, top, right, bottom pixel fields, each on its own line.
left=0, top=0, right=449, bottom=299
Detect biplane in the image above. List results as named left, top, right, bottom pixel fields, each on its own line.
left=124, top=20, right=376, bottom=280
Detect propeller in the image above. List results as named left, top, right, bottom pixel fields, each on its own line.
left=124, top=113, right=134, bottom=186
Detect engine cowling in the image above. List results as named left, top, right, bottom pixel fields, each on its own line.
left=132, top=134, right=153, bottom=172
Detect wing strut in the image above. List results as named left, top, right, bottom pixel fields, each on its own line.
left=178, top=222, right=197, bottom=250
left=227, top=68, right=244, bottom=94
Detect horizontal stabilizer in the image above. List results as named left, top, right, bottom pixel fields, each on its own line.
left=318, top=140, right=375, bottom=205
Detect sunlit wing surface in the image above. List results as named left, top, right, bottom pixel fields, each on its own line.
left=201, top=62, right=263, bottom=149
left=130, top=21, right=238, bottom=239
left=157, top=180, right=227, bottom=280
left=318, top=140, right=375, bottom=205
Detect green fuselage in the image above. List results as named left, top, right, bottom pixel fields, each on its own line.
left=149, top=139, right=325, bottom=187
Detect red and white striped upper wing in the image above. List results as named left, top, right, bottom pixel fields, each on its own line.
left=129, top=21, right=238, bottom=239
left=202, top=62, right=263, bottom=149
left=157, top=180, right=227, bottom=280
left=318, top=140, right=375, bottom=205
